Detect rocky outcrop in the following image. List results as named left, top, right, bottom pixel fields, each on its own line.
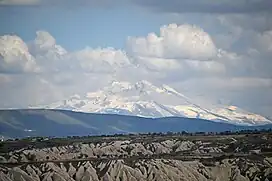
left=1, top=158, right=271, bottom=181
left=1, top=133, right=271, bottom=181
left=1, top=139, right=224, bottom=163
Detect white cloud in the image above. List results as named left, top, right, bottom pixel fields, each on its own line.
left=0, top=24, right=271, bottom=117
left=0, top=35, right=40, bottom=73
left=0, top=26, right=268, bottom=80
left=28, top=31, right=71, bottom=72
left=32, top=31, right=67, bottom=55
left=69, top=47, right=131, bottom=73
left=0, top=25, right=252, bottom=79
left=126, top=23, right=231, bottom=76
left=27, top=31, right=132, bottom=73
left=127, top=24, right=217, bottom=62
left=0, top=31, right=139, bottom=107
left=0, top=31, right=134, bottom=75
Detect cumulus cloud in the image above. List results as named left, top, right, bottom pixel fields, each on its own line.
left=28, top=31, right=70, bottom=72
left=31, top=31, right=67, bottom=55
left=0, top=25, right=224, bottom=76
left=126, top=23, right=237, bottom=79
left=127, top=24, right=217, bottom=61
left=0, top=24, right=271, bottom=117
left=68, top=47, right=131, bottom=73
left=0, top=24, right=266, bottom=80
left=0, top=31, right=134, bottom=74
left=126, top=24, right=220, bottom=73
left=28, top=31, right=131, bottom=73
left=0, top=35, right=40, bottom=73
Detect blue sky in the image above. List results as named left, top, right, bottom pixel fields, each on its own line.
left=0, top=5, right=166, bottom=50
left=0, top=0, right=272, bottom=118
left=0, top=4, right=221, bottom=51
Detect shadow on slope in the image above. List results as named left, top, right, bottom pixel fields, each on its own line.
left=0, top=109, right=272, bottom=138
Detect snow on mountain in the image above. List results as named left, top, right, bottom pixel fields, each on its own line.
left=37, top=80, right=272, bottom=126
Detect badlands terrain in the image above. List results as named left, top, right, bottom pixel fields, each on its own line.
left=0, top=131, right=272, bottom=181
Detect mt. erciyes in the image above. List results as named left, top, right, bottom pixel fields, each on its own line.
left=33, top=80, right=272, bottom=126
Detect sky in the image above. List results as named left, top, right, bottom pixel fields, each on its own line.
left=0, top=0, right=272, bottom=118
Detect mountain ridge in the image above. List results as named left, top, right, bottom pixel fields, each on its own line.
left=1, top=109, right=272, bottom=139
left=31, top=80, right=272, bottom=126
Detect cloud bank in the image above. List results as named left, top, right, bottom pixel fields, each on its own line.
left=0, top=22, right=272, bottom=117
left=127, top=24, right=217, bottom=61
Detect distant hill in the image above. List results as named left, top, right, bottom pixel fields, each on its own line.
left=0, top=109, right=272, bottom=139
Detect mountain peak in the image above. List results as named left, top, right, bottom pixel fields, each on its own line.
left=70, top=94, right=81, bottom=100
left=109, top=80, right=134, bottom=90
left=42, top=80, right=272, bottom=126
left=103, top=80, right=161, bottom=96
left=108, top=80, right=155, bottom=88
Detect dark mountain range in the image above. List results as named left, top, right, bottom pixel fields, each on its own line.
left=0, top=109, right=271, bottom=139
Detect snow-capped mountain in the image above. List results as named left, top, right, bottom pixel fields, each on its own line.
left=34, top=80, right=272, bottom=126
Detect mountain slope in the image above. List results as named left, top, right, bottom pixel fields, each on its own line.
left=37, top=80, right=272, bottom=126
left=1, top=109, right=272, bottom=139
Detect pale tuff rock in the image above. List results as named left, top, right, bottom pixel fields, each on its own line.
left=1, top=158, right=271, bottom=181
left=174, top=140, right=195, bottom=152
left=0, top=156, right=7, bottom=163
left=25, top=165, right=40, bottom=180
left=8, top=167, right=38, bottom=181
left=68, top=163, right=76, bottom=178
left=8, top=156, right=18, bottom=163
left=0, top=172, right=13, bottom=181
left=1, top=135, right=271, bottom=181
left=3, top=139, right=201, bottom=162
